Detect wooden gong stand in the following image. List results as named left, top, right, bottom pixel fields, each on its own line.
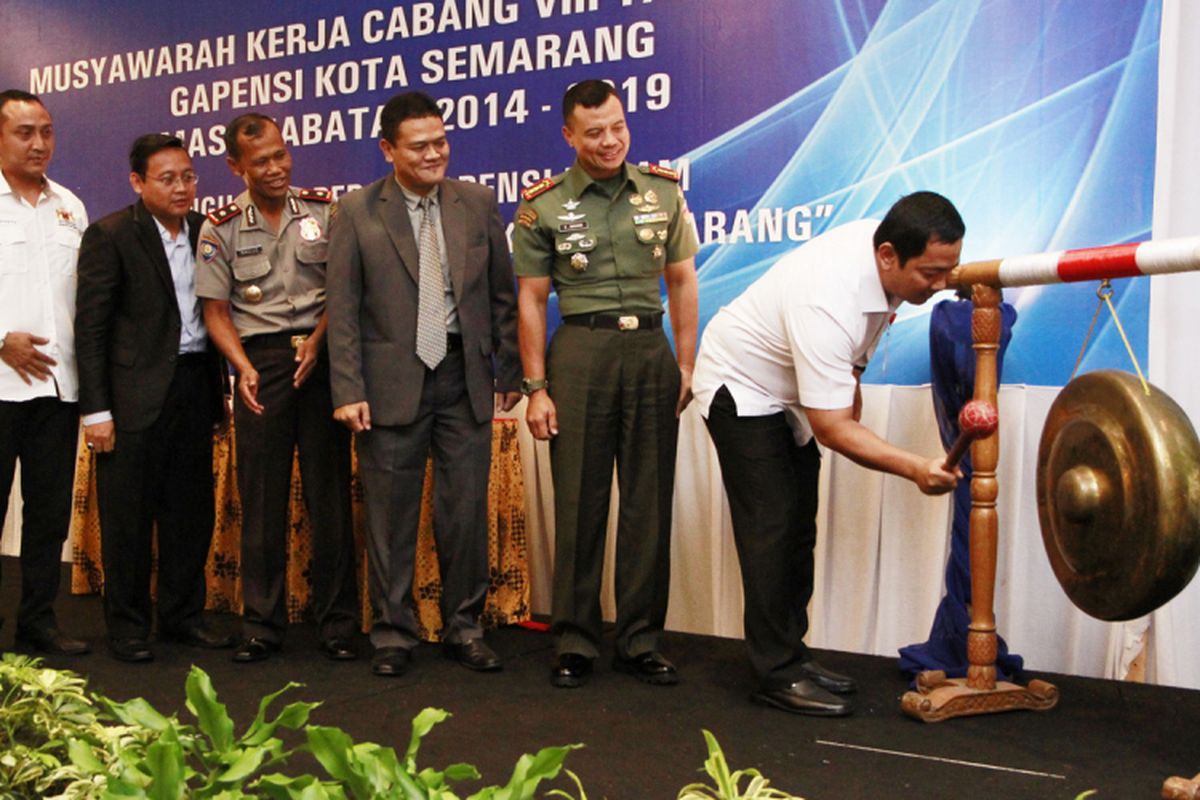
left=901, top=282, right=1058, bottom=722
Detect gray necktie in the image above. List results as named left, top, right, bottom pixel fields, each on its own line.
left=415, top=197, right=446, bottom=369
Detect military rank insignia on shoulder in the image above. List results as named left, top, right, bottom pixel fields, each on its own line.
left=297, top=187, right=333, bottom=203
left=640, top=163, right=681, bottom=182
left=206, top=202, right=241, bottom=226
left=521, top=177, right=558, bottom=202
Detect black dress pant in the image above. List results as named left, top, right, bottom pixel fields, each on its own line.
left=703, top=385, right=821, bottom=688
left=0, top=397, right=78, bottom=635
left=234, top=336, right=357, bottom=643
left=95, top=356, right=215, bottom=641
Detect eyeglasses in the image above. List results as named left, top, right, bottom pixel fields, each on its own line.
left=146, top=173, right=199, bottom=188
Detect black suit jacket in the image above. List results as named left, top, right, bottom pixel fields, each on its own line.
left=76, top=201, right=224, bottom=431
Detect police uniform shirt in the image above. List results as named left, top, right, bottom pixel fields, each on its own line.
left=511, top=161, right=699, bottom=316
left=0, top=170, right=87, bottom=402
left=195, top=188, right=332, bottom=337
left=691, top=219, right=899, bottom=446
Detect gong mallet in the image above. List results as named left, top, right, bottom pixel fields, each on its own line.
left=943, top=399, right=999, bottom=470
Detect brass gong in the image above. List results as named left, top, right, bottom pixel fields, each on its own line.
left=1037, top=369, right=1200, bottom=621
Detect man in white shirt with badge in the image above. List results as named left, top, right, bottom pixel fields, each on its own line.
left=0, top=89, right=89, bottom=656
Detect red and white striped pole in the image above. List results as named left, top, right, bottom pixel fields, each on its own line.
left=950, top=236, right=1200, bottom=288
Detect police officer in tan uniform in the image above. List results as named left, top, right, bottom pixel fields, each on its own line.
left=512, top=80, right=699, bottom=689
left=196, top=113, right=358, bottom=663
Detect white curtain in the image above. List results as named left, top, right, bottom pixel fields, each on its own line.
left=1136, top=0, right=1200, bottom=690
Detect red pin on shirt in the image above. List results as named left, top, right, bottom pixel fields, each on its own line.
left=943, top=399, right=998, bottom=470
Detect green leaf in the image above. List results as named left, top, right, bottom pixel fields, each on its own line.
left=240, top=684, right=313, bottom=747
left=306, top=726, right=372, bottom=799
left=443, top=763, right=481, bottom=783
left=144, top=738, right=185, bottom=800
left=405, top=708, right=450, bottom=769
left=216, top=746, right=269, bottom=784
left=104, top=697, right=174, bottom=731
left=67, top=736, right=107, bottom=772
left=186, top=666, right=235, bottom=754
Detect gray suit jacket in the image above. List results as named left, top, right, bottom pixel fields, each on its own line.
left=326, top=176, right=520, bottom=426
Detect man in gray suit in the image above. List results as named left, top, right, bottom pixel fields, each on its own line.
left=327, top=91, right=521, bottom=678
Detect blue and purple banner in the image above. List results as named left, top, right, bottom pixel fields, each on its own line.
left=0, top=0, right=1158, bottom=385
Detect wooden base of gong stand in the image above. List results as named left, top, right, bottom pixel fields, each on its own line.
left=1163, top=774, right=1200, bottom=800
left=901, top=671, right=1058, bottom=722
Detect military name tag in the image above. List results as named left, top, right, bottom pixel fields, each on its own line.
left=633, top=211, right=670, bottom=226
left=559, top=221, right=588, bottom=232
left=236, top=245, right=263, bottom=257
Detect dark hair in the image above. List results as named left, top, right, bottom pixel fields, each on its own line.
left=561, top=80, right=619, bottom=123
left=0, top=89, right=43, bottom=122
left=128, top=133, right=186, bottom=177
left=223, top=113, right=279, bottom=160
left=380, top=92, right=441, bottom=143
left=873, top=191, right=965, bottom=265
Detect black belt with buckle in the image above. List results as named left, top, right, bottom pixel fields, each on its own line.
left=243, top=329, right=316, bottom=349
left=562, top=312, right=663, bottom=331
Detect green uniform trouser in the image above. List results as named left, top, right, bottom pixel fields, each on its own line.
left=547, top=322, right=681, bottom=659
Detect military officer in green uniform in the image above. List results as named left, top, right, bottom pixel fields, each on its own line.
left=512, top=80, right=699, bottom=689
left=196, top=113, right=358, bottom=664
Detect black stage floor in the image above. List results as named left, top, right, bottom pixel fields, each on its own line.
left=2, top=561, right=1196, bottom=799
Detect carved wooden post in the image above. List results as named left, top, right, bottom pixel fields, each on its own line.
left=966, top=284, right=1001, bottom=690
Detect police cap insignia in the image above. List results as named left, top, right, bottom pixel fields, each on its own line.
left=206, top=202, right=242, bottom=226
left=521, top=177, right=557, bottom=201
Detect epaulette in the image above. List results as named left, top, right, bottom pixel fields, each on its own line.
left=206, top=202, right=241, bottom=226
left=297, top=187, right=333, bottom=203
left=521, top=176, right=559, bottom=202
left=640, top=163, right=681, bottom=182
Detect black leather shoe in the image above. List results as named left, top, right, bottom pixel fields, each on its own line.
left=752, top=679, right=852, bottom=716
left=443, top=638, right=502, bottom=671
left=613, top=651, right=679, bottom=686
left=108, top=637, right=154, bottom=663
left=321, top=637, right=357, bottom=661
left=371, top=646, right=411, bottom=677
left=798, top=660, right=857, bottom=694
left=162, top=624, right=235, bottom=649
left=550, top=653, right=594, bottom=688
left=232, top=637, right=280, bottom=663
left=15, top=627, right=90, bottom=656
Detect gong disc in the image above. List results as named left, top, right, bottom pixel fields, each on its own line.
left=1037, top=369, right=1200, bottom=621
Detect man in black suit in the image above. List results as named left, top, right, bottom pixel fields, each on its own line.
left=327, top=91, right=521, bottom=677
left=75, top=134, right=232, bottom=662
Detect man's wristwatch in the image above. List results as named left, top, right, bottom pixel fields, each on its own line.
left=520, top=377, right=548, bottom=395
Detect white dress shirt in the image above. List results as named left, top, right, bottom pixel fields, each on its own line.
left=692, top=219, right=900, bottom=446
left=0, top=170, right=87, bottom=402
